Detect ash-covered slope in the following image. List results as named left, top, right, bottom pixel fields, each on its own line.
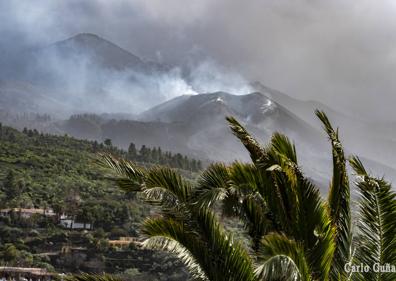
left=139, top=91, right=321, bottom=150
left=62, top=91, right=323, bottom=163
left=251, top=82, right=396, bottom=173
left=0, top=33, right=184, bottom=116
left=138, top=91, right=396, bottom=189
left=139, top=92, right=331, bottom=185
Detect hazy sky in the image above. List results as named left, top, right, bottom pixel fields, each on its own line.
left=1, top=0, right=396, bottom=121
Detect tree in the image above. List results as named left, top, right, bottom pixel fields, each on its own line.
left=98, top=111, right=396, bottom=281
left=104, top=138, right=112, bottom=147
left=100, top=155, right=256, bottom=281
left=128, top=142, right=137, bottom=159
left=1, top=244, right=19, bottom=262
left=3, top=170, right=18, bottom=201
left=139, top=145, right=150, bottom=162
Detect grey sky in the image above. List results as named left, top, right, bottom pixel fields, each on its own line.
left=1, top=0, right=396, bottom=121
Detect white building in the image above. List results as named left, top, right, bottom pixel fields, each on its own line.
left=59, top=217, right=92, bottom=230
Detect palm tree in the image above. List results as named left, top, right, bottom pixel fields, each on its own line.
left=100, top=155, right=256, bottom=281
left=95, top=111, right=396, bottom=281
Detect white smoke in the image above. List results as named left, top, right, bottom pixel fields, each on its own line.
left=187, top=59, right=253, bottom=95
left=17, top=37, right=254, bottom=117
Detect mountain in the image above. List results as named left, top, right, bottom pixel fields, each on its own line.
left=250, top=82, right=361, bottom=129
left=3, top=87, right=396, bottom=191
left=138, top=92, right=332, bottom=186
left=0, top=33, right=181, bottom=116
left=61, top=91, right=322, bottom=155
left=1, top=33, right=395, bottom=189
left=35, top=33, right=164, bottom=73
left=58, top=92, right=331, bottom=187
left=139, top=91, right=323, bottom=155
left=108, top=91, right=396, bottom=190
left=251, top=82, right=396, bottom=172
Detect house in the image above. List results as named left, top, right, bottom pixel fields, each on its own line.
left=61, top=245, right=87, bottom=254
left=0, top=208, right=56, bottom=219
left=0, top=208, right=92, bottom=230
left=108, top=237, right=142, bottom=248
left=59, top=216, right=92, bottom=230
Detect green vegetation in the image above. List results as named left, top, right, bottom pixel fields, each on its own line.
left=101, top=111, right=396, bottom=281
left=0, top=123, right=202, bottom=279
left=2, top=110, right=396, bottom=280
left=127, top=142, right=202, bottom=172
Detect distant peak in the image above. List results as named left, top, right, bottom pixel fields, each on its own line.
left=75, top=33, right=100, bottom=38
left=67, top=33, right=105, bottom=42
left=54, top=33, right=123, bottom=49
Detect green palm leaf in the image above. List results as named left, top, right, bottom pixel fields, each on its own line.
left=316, top=110, right=352, bottom=279
left=98, top=153, right=145, bottom=192
left=350, top=156, right=396, bottom=281
left=194, top=163, right=230, bottom=208
left=195, top=161, right=276, bottom=250
left=255, top=255, right=302, bottom=281
left=142, top=216, right=209, bottom=280
left=265, top=132, right=335, bottom=280
left=259, top=233, right=311, bottom=281
left=226, top=116, right=267, bottom=163
left=145, top=166, right=193, bottom=203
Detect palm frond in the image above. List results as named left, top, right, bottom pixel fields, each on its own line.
left=226, top=116, right=267, bottom=163
left=270, top=132, right=297, bottom=164
left=255, top=255, right=302, bottom=281
left=348, top=155, right=367, bottom=176
left=195, top=161, right=277, bottom=250
left=143, top=186, right=180, bottom=206
left=295, top=177, right=335, bottom=281
left=316, top=110, right=352, bottom=279
left=143, top=208, right=257, bottom=281
left=350, top=156, right=396, bottom=281
left=98, top=153, right=145, bottom=192
left=145, top=166, right=193, bottom=203
left=259, top=233, right=312, bottom=281
left=242, top=194, right=272, bottom=251
left=229, top=162, right=268, bottom=195
left=142, top=217, right=208, bottom=280
left=143, top=236, right=208, bottom=281
left=194, top=163, right=230, bottom=208
left=267, top=133, right=299, bottom=189
left=267, top=131, right=335, bottom=280
left=194, top=208, right=257, bottom=281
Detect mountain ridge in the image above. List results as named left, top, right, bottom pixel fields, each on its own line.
left=1, top=32, right=396, bottom=187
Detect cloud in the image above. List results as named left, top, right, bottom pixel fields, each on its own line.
left=1, top=0, right=396, bottom=120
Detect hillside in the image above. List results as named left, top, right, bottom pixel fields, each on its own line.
left=0, top=123, right=200, bottom=279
